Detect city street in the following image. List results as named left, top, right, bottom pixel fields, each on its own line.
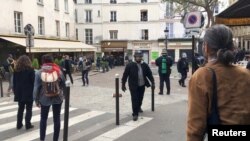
left=0, top=66, right=189, bottom=141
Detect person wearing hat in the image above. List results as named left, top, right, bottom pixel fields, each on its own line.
left=177, top=52, right=189, bottom=87
left=155, top=49, right=173, bottom=95
left=122, top=50, right=155, bottom=121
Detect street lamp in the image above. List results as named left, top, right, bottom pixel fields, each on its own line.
left=164, top=26, right=169, bottom=50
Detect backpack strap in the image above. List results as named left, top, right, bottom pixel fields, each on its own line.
left=206, top=67, right=220, bottom=125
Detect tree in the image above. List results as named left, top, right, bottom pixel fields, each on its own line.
left=163, top=0, right=219, bottom=28
left=32, top=58, right=39, bottom=70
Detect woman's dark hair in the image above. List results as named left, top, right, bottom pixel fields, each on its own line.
left=42, top=54, right=54, bottom=64
left=15, top=55, right=32, bottom=72
left=204, top=24, right=234, bottom=65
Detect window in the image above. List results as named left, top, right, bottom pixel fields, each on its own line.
left=75, top=9, right=78, bottom=23
left=55, top=0, right=59, bottom=10
left=110, top=0, right=117, bottom=4
left=166, top=1, right=174, bottom=17
left=38, top=16, right=45, bottom=35
left=85, top=29, right=93, bottom=44
left=167, top=23, right=174, bottom=38
left=37, top=0, right=43, bottom=4
left=141, top=29, right=148, bottom=40
left=76, top=28, right=78, bottom=40
left=85, top=10, right=92, bottom=23
left=85, top=0, right=92, bottom=4
left=56, top=20, right=60, bottom=37
left=110, top=11, right=117, bottom=22
left=14, top=12, right=23, bottom=33
left=98, top=10, right=100, bottom=17
left=110, top=30, right=118, bottom=39
left=65, top=23, right=69, bottom=37
left=141, top=10, right=148, bottom=21
left=141, top=0, right=147, bottom=3
left=64, top=0, right=68, bottom=12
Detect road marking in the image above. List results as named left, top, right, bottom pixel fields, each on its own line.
left=0, top=102, right=9, bottom=106
left=0, top=107, right=39, bottom=120
left=0, top=108, right=76, bottom=133
left=5, top=111, right=106, bottom=141
left=90, top=117, right=153, bottom=141
left=0, top=105, right=17, bottom=112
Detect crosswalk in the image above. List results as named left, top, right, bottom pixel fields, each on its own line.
left=0, top=101, right=153, bottom=141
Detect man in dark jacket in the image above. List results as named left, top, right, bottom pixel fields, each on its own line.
left=62, top=55, right=73, bottom=84
left=177, top=52, right=189, bottom=87
left=155, top=49, right=173, bottom=95
left=122, top=51, right=155, bottom=121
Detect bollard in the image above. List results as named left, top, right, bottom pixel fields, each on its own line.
left=63, top=80, right=71, bottom=141
left=151, top=86, right=154, bottom=112
left=115, top=74, right=120, bottom=125
left=0, top=76, right=3, bottom=97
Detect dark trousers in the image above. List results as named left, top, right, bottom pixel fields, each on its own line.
left=17, top=101, right=33, bottom=127
left=40, top=103, right=62, bottom=141
left=129, top=86, right=145, bottom=116
left=82, top=70, right=89, bottom=85
left=180, top=72, right=187, bottom=85
left=159, top=73, right=170, bottom=93
left=63, top=71, right=73, bottom=84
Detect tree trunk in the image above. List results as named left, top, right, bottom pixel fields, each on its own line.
left=206, top=8, right=214, bottom=28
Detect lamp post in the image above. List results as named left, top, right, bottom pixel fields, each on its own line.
left=164, top=26, right=169, bottom=50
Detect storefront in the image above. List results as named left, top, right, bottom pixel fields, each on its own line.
left=0, top=35, right=96, bottom=64
left=101, top=40, right=127, bottom=66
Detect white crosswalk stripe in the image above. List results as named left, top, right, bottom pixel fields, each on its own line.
left=0, top=108, right=76, bottom=133
left=0, top=101, right=154, bottom=141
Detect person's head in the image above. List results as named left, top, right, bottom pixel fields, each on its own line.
left=161, top=49, right=168, bottom=57
left=65, top=55, right=69, bottom=60
left=182, top=52, right=187, bottom=59
left=203, top=24, right=234, bottom=65
left=15, top=55, right=32, bottom=72
left=134, top=51, right=143, bottom=63
left=42, top=54, right=54, bottom=64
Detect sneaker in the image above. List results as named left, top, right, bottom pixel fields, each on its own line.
left=158, top=92, right=163, bottom=95
left=16, top=124, right=23, bottom=130
left=182, top=84, right=186, bottom=87
left=166, top=92, right=170, bottom=95
left=133, top=115, right=138, bottom=121
left=26, top=124, right=34, bottom=130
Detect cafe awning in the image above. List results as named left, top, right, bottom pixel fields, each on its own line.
left=216, top=0, right=250, bottom=26
left=0, top=36, right=96, bottom=53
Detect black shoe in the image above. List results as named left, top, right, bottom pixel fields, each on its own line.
left=16, top=124, right=23, bottom=130
left=139, top=108, right=143, bottom=113
left=26, top=125, right=34, bottom=130
left=182, top=84, right=186, bottom=87
left=133, top=115, right=138, bottom=121
left=167, top=92, right=170, bottom=95
left=178, top=80, right=182, bottom=86
left=158, top=92, right=163, bottom=95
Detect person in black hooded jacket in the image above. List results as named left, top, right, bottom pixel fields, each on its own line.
left=122, top=51, right=155, bottom=121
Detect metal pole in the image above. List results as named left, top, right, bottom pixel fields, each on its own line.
left=115, top=74, right=119, bottom=125
left=63, top=80, right=71, bottom=141
left=151, top=87, right=154, bottom=111
left=0, top=77, right=3, bottom=97
left=192, top=35, right=195, bottom=74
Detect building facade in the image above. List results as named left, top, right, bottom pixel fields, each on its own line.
left=76, top=0, right=186, bottom=64
left=0, top=0, right=96, bottom=63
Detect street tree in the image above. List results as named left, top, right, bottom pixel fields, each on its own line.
left=162, top=0, right=220, bottom=28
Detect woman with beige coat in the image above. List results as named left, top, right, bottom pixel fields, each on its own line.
left=187, top=24, right=250, bottom=141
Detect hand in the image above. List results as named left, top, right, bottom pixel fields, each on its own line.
left=151, top=83, right=155, bottom=90
left=122, top=84, right=126, bottom=92
left=36, top=102, right=40, bottom=108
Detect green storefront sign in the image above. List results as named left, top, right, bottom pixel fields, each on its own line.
left=151, top=52, right=159, bottom=60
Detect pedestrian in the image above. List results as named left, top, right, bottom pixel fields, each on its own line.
left=4, top=54, right=15, bottom=96
left=246, top=54, right=250, bottom=70
left=33, top=54, right=65, bottom=141
left=79, top=58, right=91, bottom=86
left=96, top=56, right=101, bottom=71
left=177, top=52, right=189, bottom=87
left=122, top=51, right=155, bottom=121
left=62, top=55, right=73, bottom=84
left=187, top=24, right=250, bottom=141
left=13, top=55, right=35, bottom=130
left=155, top=49, right=173, bottom=95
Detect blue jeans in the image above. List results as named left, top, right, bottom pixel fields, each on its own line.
left=40, top=103, right=62, bottom=141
